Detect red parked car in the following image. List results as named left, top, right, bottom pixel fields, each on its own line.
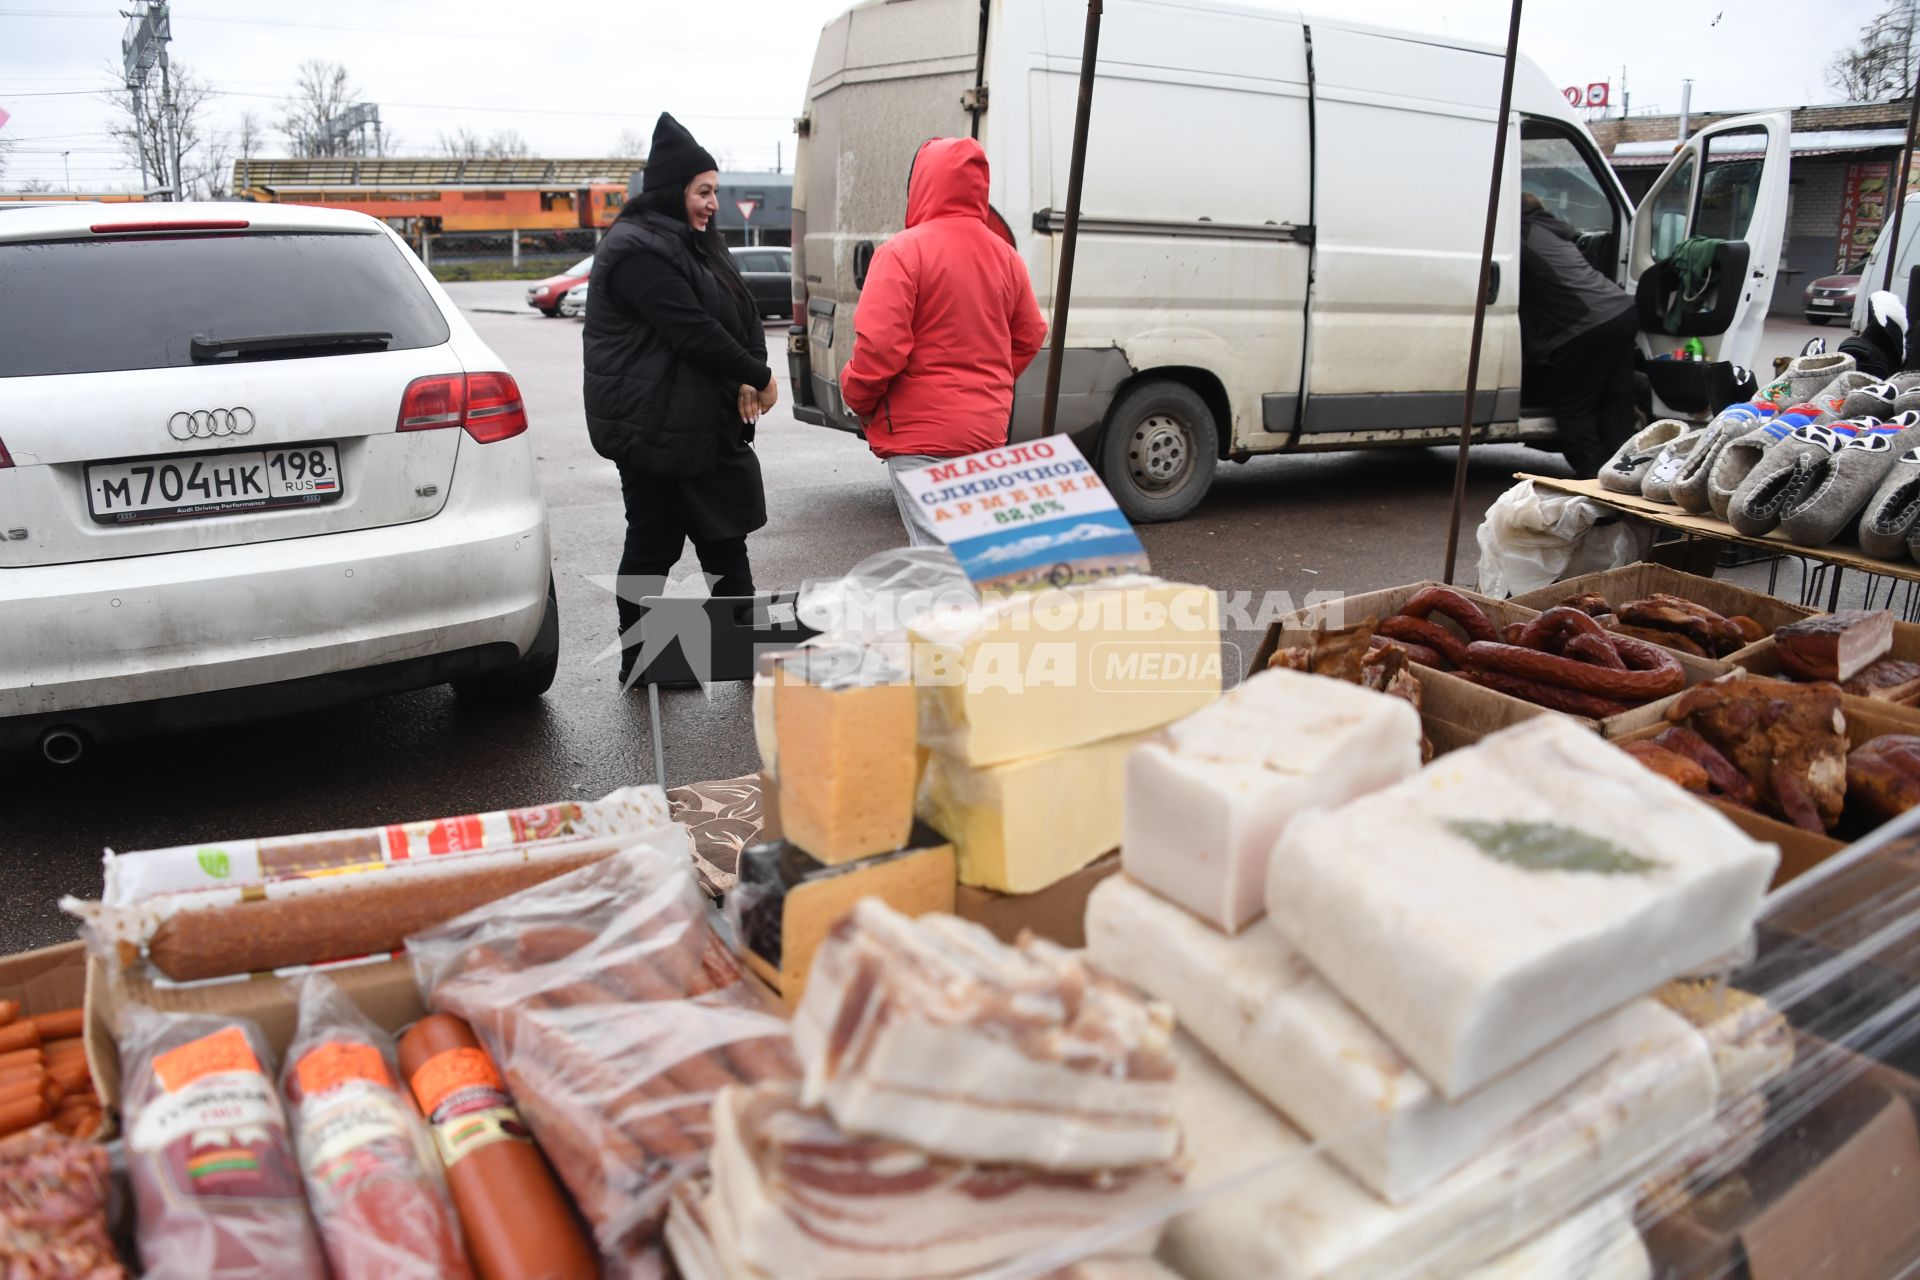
left=526, top=255, right=594, bottom=317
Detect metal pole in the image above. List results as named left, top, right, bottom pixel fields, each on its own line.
left=1040, top=0, right=1102, bottom=438
left=1441, top=0, right=1524, bottom=586
left=1883, top=68, right=1920, bottom=294
left=511, top=231, right=519, bottom=269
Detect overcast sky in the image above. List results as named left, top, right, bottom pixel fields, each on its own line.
left=0, top=0, right=1895, bottom=190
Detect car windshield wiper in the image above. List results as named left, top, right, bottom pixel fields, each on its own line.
left=190, top=330, right=392, bottom=362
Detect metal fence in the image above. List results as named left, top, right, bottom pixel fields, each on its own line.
left=421, top=227, right=601, bottom=271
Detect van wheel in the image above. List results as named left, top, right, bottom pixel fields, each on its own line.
left=1098, top=381, right=1218, bottom=523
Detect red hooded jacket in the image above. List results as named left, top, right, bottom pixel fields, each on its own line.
left=839, top=137, right=1048, bottom=458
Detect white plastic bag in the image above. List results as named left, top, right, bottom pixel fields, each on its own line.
left=1475, top=480, right=1651, bottom=599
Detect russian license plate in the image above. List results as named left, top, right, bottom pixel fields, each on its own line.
left=87, top=443, right=343, bottom=524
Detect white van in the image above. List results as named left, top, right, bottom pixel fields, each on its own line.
left=1853, top=192, right=1920, bottom=332
left=787, top=0, right=1792, bottom=521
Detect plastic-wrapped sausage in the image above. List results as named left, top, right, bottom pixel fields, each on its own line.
left=118, top=1007, right=326, bottom=1280
left=282, top=976, right=474, bottom=1280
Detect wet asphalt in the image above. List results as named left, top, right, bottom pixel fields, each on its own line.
left=0, top=286, right=1837, bottom=951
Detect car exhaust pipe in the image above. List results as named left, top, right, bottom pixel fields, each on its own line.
left=39, top=726, right=85, bottom=766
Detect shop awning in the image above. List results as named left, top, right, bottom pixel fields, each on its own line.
left=1609, top=127, right=1909, bottom=166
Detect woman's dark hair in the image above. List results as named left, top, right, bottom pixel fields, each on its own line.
left=631, top=179, right=751, bottom=305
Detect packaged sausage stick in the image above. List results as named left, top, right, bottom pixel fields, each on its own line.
left=282, top=976, right=475, bottom=1280
left=397, top=1013, right=597, bottom=1280
left=117, top=1006, right=327, bottom=1279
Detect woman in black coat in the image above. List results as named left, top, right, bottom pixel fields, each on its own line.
left=583, top=112, right=778, bottom=681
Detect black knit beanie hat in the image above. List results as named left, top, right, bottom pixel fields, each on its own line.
left=641, top=112, right=719, bottom=192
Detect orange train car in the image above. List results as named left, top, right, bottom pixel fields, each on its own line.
left=232, top=158, right=634, bottom=236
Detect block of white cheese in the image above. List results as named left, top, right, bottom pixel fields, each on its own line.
left=920, top=730, right=1146, bottom=893
left=1157, top=1010, right=1714, bottom=1280
left=675, top=1082, right=1178, bottom=1280
left=1123, top=668, right=1423, bottom=933
left=1086, top=874, right=1659, bottom=1203
left=1460, top=1195, right=1650, bottom=1280
left=772, top=646, right=918, bottom=865
left=911, top=576, right=1221, bottom=767
left=791, top=899, right=1180, bottom=1172
left=1267, top=716, right=1778, bottom=1100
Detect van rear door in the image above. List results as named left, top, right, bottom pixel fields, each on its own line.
left=791, top=0, right=984, bottom=431
left=1626, top=111, right=1791, bottom=379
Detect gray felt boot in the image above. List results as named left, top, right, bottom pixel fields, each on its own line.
left=1599, top=419, right=1693, bottom=494
left=1779, top=419, right=1920, bottom=546
left=1725, top=422, right=1852, bottom=536
left=1641, top=428, right=1710, bottom=505
left=1813, top=376, right=1894, bottom=424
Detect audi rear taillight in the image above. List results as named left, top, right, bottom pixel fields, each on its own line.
left=396, top=373, right=527, bottom=443
left=463, top=371, right=528, bottom=443
left=0, top=437, right=12, bottom=469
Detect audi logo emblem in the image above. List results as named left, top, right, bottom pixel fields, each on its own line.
left=167, top=407, right=255, bottom=440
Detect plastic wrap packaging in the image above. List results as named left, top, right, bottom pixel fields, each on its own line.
left=406, top=841, right=798, bottom=1271
left=280, top=975, right=472, bottom=1280
left=63, top=787, right=680, bottom=982
left=117, top=1005, right=327, bottom=1279
left=1475, top=479, right=1653, bottom=599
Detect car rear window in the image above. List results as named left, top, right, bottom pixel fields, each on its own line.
left=0, top=230, right=451, bottom=378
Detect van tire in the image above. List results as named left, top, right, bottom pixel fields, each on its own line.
left=1098, top=381, right=1218, bottom=523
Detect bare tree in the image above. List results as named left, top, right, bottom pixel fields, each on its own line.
left=484, top=128, right=531, bottom=158
left=236, top=110, right=265, bottom=162
left=1829, top=0, right=1920, bottom=99
left=436, top=126, right=484, bottom=159
left=280, top=60, right=366, bottom=158
left=18, top=176, right=51, bottom=193
left=101, top=60, right=229, bottom=198
left=614, top=126, right=649, bottom=157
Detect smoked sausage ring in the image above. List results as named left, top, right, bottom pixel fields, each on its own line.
left=1378, top=615, right=1471, bottom=668
left=1399, top=586, right=1500, bottom=644
left=1464, top=639, right=1685, bottom=701
left=1514, top=606, right=1610, bottom=652
left=1369, top=635, right=1446, bottom=670
left=1462, top=670, right=1635, bottom=718
left=1564, top=632, right=1628, bottom=671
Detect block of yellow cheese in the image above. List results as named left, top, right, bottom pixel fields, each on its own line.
left=734, top=824, right=956, bottom=1006
left=919, top=731, right=1147, bottom=893
left=773, top=647, right=918, bottom=865
left=910, top=576, right=1221, bottom=767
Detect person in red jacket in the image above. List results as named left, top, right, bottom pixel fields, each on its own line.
left=839, top=136, right=1048, bottom=545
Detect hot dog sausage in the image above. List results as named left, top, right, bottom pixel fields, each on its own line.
left=396, top=1014, right=598, bottom=1280
left=26, top=1010, right=84, bottom=1041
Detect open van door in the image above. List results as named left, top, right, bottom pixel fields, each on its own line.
left=1627, top=111, right=1791, bottom=403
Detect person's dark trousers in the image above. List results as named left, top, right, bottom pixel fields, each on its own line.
left=614, top=463, right=753, bottom=680
left=1547, top=309, right=1641, bottom=479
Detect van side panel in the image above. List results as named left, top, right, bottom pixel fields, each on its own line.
left=1304, top=25, right=1519, bottom=432
left=1017, top=0, right=1311, bottom=448
left=799, top=0, right=981, bottom=429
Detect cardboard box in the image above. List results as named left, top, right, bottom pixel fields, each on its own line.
left=1508, top=563, right=1815, bottom=637
left=955, top=851, right=1121, bottom=949
left=1253, top=580, right=1731, bottom=740
left=85, top=952, right=423, bottom=1115
left=1644, top=1037, right=1920, bottom=1280
left=0, top=941, right=98, bottom=1125
left=1417, top=662, right=1551, bottom=755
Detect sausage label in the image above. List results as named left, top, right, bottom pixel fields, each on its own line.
left=130, top=1071, right=307, bottom=1205
left=299, top=1083, right=429, bottom=1195
left=295, top=1041, right=393, bottom=1097
left=151, top=1026, right=259, bottom=1091
left=410, top=1047, right=531, bottom=1167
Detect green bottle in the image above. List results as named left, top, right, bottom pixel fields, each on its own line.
left=1684, top=337, right=1705, bottom=361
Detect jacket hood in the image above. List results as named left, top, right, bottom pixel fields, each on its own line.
left=906, top=137, right=990, bottom=228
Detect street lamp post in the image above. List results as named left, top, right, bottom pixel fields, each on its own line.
left=61, top=152, right=71, bottom=190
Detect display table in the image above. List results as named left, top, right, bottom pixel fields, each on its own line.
left=1519, top=473, right=1920, bottom=611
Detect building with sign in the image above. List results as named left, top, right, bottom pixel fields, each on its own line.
left=1589, top=98, right=1914, bottom=314
left=625, top=169, right=793, bottom=247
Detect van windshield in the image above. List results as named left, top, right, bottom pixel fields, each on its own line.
left=0, top=231, right=450, bottom=378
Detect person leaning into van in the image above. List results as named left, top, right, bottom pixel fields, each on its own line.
left=839, top=136, right=1048, bottom=546
left=1519, top=191, right=1639, bottom=479
left=582, top=112, right=777, bottom=683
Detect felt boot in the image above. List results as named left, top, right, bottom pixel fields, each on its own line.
left=1726, top=422, right=1857, bottom=536
left=1812, top=375, right=1892, bottom=424
left=1779, top=418, right=1920, bottom=546
left=1641, top=428, right=1711, bottom=505
left=1707, top=404, right=1827, bottom=521
left=1599, top=419, right=1693, bottom=493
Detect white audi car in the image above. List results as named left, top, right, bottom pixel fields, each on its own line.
left=0, top=202, right=555, bottom=763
